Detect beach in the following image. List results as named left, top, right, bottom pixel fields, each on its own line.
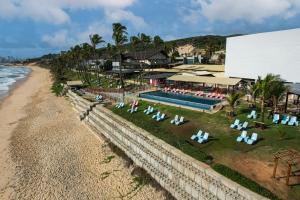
left=0, top=64, right=169, bottom=200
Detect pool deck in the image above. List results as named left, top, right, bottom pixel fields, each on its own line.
left=139, top=97, right=223, bottom=114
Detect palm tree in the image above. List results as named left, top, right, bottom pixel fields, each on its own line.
left=270, top=79, right=288, bottom=112
left=226, top=92, right=245, bottom=116
left=89, top=34, right=105, bottom=85
left=254, top=74, right=281, bottom=123
left=153, top=35, right=164, bottom=48
left=112, top=23, right=128, bottom=101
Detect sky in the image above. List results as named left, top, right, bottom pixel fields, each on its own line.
left=1, top=0, right=300, bottom=58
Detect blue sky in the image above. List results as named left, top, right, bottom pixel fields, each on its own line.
left=1, top=0, right=300, bottom=58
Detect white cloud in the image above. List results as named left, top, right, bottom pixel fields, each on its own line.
left=188, top=0, right=300, bottom=23
left=77, top=22, right=112, bottom=44
left=42, top=30, right=73, bottom=47
left=0, top=0, right=140, bottom=25
left=104, top=9, right=147, bottom=29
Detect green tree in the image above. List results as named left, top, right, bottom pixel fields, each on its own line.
left=226, top=92, right=245, bottom=116
left=254, top=74, right=282, bottom=122
left=153, top=35, right=164, bottom=48
left=112, top=23, right=128, bottom=101
left=89, top=34, right=105, bottom=85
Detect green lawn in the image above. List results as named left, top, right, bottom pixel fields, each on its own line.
left=108, top=100, right=300, bottom=199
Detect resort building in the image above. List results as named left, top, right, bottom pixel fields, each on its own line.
left=225, top=28, right=300, bottom=83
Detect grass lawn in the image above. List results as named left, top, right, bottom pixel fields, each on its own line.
left=108, top=100, right=300, bottom=199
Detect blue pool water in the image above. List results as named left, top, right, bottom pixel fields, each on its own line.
left=139, top=91, right=221, bottom=110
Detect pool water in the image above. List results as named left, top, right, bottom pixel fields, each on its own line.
left=139, top=91, right=221, bottom=110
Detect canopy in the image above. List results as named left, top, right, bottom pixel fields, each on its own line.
left=167, top=75, right=241, bottom=86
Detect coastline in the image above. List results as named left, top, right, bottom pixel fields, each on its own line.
left=0, top=64, right=168, bottom=199
left=0, top=66, right=32, bottom=106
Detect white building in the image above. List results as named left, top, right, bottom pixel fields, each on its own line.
left=225, top=28, right=300, bottom=83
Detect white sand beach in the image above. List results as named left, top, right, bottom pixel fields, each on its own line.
left=0, top=64, right=170, bottom=199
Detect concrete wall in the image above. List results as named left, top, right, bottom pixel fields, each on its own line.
left=67, top=90, right=267, bottom=200
left=225, top=28, right=300, bottom=83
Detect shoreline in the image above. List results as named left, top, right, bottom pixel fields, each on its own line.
left=0, top=66, right=32, bottom=107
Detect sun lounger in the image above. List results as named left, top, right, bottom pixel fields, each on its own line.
left=230, top=119, right=240, bottom=129
left=288, top=116, right=299, bottom=126
left=198, top=132, right=209, bottom=144
left=191, top=130, right=203, bottom=141
left=157, top=113, right=165, bottom=121
left=281, top=115, right=290, bottom=125
left=272, top=114, right=280, bottom=124
left=246, top=133, right=258, bottom=145
left=247, top=110, right=257, bottom=119
left=144, top=106, right=151, bottom=113
left=237, top=121, right=248, bottom=130
left=116, top=102, right=124, bottom=108
left=175, top=116, right=184, bottom=126
left=95, top=95, right=103, bottom=102
left=153, top=111, right=161, bottom=119
left=237, top=131, right=248, bottom=142
left=146, top=107, right=154, bottom=115
left=171, top=115, right=179, bottom=124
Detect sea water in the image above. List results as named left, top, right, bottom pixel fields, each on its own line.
left=0, top=65, right=31, bottom=101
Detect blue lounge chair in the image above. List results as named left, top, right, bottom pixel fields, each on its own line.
left=237, top=131, right=248, bottom=142
left=272, top=114, right=280, bottom=124
left=247, top=110, right=257, bottom=119
left=116, top=102, right=124, bottom=108
left=171, top=115, right=179, bottom=124
left=144, top=106, right=151, bottom=113
left=157, top=113, right=165, bottom=121
left=175, top=116, right=184, bottom=126
left=281, top=115, right=290, bottom=125
left=146, top=107, right=154, bottom=115
left=230, top=119, right=240, bottom=129
left=198, top=132, right=209, bottom=144
left=288, top=116, right=299, bottom=126
left=191, top=130, right=203, bottom=141
left=237, top=121, right=248, bottom=131
left=152, top=111, right=161, bottom=119
left=95, top=95, right=103, bottom=102
left=246, top=133, right=258, bottom=145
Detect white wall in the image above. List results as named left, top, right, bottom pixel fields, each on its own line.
left=225, top=28, right=300, bottom=83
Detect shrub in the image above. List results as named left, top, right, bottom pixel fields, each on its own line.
left=212, top=164, right=280, bottom=199
left=51, top=82, right=64, bottom=96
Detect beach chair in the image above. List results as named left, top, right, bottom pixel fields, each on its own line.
left=237, top=121, right=248, bottom=131
left=198, top=132, right=209, bottom=144
left=130, top=107, right=138, bottom=114
left=144, top=106, right=151, bottom=113
left=171, top=115, right=179, bottom=124
left=175, top=116, right=184, bottom=126
left=230, top=119, right=240, bottom=129
left=95, top=95, right=103, bottom=102
left=191, top=130, right=203, bottom=141
left=247, top=110, right=257, bottom=119
left=157, top=113, right=165, bottom=121
left=281, top=115, right=290, bottom=125
left=237, top=131, right=248, bottom=142
left=246, top=133, right=258, bottom=145
left=146, top=107, right=154, bottom=115
left=288, top=116, right=299, bottom=126
left=116, top=102, right=124, bottom=108
left=153, top=111, right=161, bottom=119
left=272, top=114, right=280, bottom=124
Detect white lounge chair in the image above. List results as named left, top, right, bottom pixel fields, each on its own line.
left=175, top=116, right=184, bottom=126
left=237, top=131, right=248, bottom=142
left=153, top=111, right=161, bottom=119
left=246, top=133, right=258, bottom=145
left=288, top=116, right=299, bottom=126
left=237, top=121, right=248, bottom=131
left=157, top=113, right=165, bottom=121
left=171, top=115, right=179, bottom=124
left=272, top=114, right=280, bottom=124
left=144, top=106, right=151, bottom=113
left=198, top=132, right=209, bottom=143
left=281, top=115, right=290, bottom=125
left=247, top=110, right=257, bottom=119
left=191, top=130, right=203, bottom=141
left=230, top=119, right=240, bottom=129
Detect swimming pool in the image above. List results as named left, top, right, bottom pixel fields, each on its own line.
left=139, top=91, right=221, bottom=110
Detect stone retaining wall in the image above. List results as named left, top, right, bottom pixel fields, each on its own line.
left=67, top=90, right=267, bottom=200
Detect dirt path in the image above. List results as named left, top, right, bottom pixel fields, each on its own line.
left=0, top=65, right=169, bottom=200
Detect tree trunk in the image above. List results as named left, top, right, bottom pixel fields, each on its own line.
left=261, top=97, right=265, bottom=123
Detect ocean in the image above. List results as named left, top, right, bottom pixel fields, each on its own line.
left=0, top=65, right=31, bottom=101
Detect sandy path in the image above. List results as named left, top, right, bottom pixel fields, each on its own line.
left=0, top=65, right=169, bottom=200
